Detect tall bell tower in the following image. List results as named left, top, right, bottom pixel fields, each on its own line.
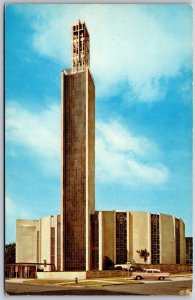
left=61, top=20, right=95, bottom=271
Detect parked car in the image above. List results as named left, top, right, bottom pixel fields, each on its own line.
left=132, top=268, right=170, bottom=280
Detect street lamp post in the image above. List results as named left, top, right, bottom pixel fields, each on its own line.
left=43, top=259, right=47, bottom=280
left=127, top=261, right=131, bottom=279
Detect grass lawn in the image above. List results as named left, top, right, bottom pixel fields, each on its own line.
left=66, top=281, right=109, bottom=287
left=100, top=278, right=134, bottom=282
left=23, top=279, right=111, bottom=287
left=23, top=279, right=72, bottom=286
left=23, top=277, right=142, bottom=287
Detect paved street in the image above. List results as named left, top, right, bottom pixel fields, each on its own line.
left=5, top=276, right=192, bottom=296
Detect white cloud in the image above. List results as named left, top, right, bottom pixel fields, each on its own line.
left=18, top=4, right=192, bottom=102
left=5, top=197, right=34, bottom=243
left=96, top=120, right=169, bottom=185
left=6, top=101, right=168, bottom=186
left=6, top=197, right=32, bottom=220
left=97, top=120, right=158, bottom=157
left=6, top=197, right=16, bottom=217
left=6, top=102, right=60, bottom=175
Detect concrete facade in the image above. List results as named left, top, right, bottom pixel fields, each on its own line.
left=37, top=271, right=86, bottom=280
left=160, top=214, right=176, bottom=264
left=16, top=215, right=60, bottom=271
left=16, top=211, right=187, bottom=270
left=16, top=220, right=39, bottom=263
left=130, top=212, right=151, bottom=264
left=98, top=211, right=115, bottom=270
left=40, top=216, right=51, bottom=270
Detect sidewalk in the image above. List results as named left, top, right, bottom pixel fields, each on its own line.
left=5, top=278, right=33, bottom=283
left=170, top=274, right=192, bottom=278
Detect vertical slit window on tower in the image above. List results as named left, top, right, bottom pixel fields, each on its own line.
left=116, top=213, right=127, bottom=264
left=151, top=214, right=160, bottom=264
left=175, top=218, right=180, bottom=264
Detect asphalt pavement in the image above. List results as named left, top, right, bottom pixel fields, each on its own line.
left=4, top=275, right=193, bottom=296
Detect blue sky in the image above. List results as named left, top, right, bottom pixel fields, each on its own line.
left=5, top=4, right=192, bottom=243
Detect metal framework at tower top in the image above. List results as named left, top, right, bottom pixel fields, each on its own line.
left=72, top=20, right=90, bottom=73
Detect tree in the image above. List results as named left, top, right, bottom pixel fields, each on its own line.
left=5, top=243, right=16, bottom=264
left=103, top=256, right=114, bottom=270
left=136, top=249, right=150, bottom=263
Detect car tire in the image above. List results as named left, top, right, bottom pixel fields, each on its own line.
left=136, top=276, right=142, bottom=280
left=158, top=276, right=165, bottom=280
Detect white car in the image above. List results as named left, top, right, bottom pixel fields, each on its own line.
left=132, top=269, right=171, bottom=280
